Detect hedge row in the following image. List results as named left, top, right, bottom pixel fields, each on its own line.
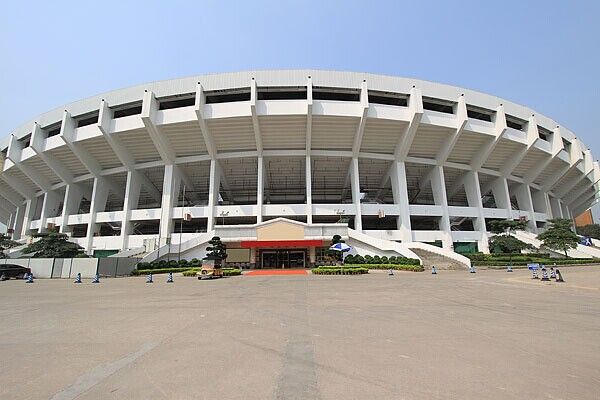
left=132, top=267, right=191, bottom=275
left=312, top=266, right=368, bottom=275
left=343, top=264, right=424, bottom=272
left=181, top=268, right=242, bottom=277
left=473, top=258, right=600, bottom=266
left=136, top=258, right=203, bottom=270
left=343, top=254, right=420, bottom=265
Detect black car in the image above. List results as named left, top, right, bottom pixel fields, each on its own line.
left=0, top=264, right=32, bottom=280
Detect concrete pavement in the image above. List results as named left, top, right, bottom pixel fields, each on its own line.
left=1, top=267, right=599, bottom=399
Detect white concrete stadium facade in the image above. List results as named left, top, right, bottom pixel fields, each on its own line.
left=1, top=70, right=598, bottom=265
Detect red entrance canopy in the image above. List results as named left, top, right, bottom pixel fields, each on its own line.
left=240, top=240, right=323, bottom=248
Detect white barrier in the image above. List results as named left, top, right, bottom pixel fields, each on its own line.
left=27, top=258, right=55, bottom=278
left=70, top=259, right=99, bottom=279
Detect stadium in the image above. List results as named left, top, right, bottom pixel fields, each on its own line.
left=1, top=70, right=598, bottom=268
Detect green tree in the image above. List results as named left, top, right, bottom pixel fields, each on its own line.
left=489, top=234, right=532, bottom=256
left=487, top=219, right=528, bottom=236
left=21, top=229, right=84, bottom=258
left=487, top=219, right=531, bottom=265
left=0, top=233, right=18, bottom=258
left=576, top=224, right=600, bottom=240
left=536, top=218, right=579, bottom=258
left=205, top=236, right=227, bottom=265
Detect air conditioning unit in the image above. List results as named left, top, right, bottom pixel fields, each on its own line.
left=184, top=213, right=192, bottom=222
left=378, top=210, right=385, bottom=219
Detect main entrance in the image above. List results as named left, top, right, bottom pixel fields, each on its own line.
left=260, top=249, right=306, bottom=269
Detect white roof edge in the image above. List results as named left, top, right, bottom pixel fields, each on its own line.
left=0, top=69, right=589, bottom=152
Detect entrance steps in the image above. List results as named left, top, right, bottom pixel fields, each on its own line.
left=409, top=247, right=469, bottom=270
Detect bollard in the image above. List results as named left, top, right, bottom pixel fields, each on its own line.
left=25, top=273, right=34, bottom=283
left=555, top=269, right=564, bottom=283
left=146, top=273, right=153, bottom=284
left=431, top=266, right=437, bottom=275
left=92, top=274, right=100, bottom=284
left=167, top=272, right=174, bottom=283
left=469, top=265, right=476, bottom=274
left=507, top=265, right=513, bottom=273
left=531, top=269, right=539, bottom=279
left=74, top=273, right=82, bottom=284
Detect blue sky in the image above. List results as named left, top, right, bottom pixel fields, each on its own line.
left=2, top=0, right=599, bottom=156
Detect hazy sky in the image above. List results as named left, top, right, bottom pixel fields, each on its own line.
left=1, top=0, right=599, bottom=155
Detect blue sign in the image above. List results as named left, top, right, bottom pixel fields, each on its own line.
left=527, top=263, right=539, bottom=270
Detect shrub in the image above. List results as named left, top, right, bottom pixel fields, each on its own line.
left=222, top=268, right=242, bottom=276
left=190, top=258, right=201, bottom=267
left=182, top=268, right=199, bottom=277
left=177, top=259, right=187, bottom=266
left=136, top=262, right=149, bottom=270
left=132, top=267, right=193, bottom=275
left=381, top=256, right=389, bottom=264
left=312, top=266, right=368, bottom=275
left=344, top=264, right=424, bottom=272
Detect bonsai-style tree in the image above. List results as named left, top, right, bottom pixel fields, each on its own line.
left=488, top=219, right=528, bottom=237
left=487, top=219, right=531, bottom=265
left=0, top=233, right=18, bottom=258
left=205, top=236, right=227, bottom=266
left=21, top=229, right=84, bottom=258
left=576, top=223, right=600, bottom=240
left=537, top=218, right=579, bottom=258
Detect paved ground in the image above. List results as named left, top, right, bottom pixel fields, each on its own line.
left=1, top=267, right=599, bottom=400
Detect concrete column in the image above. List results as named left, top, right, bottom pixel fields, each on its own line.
left=39, top=191, right=61, bottom=232
left=85, top=177, right=109, bottom=254
left=257, top=157, right=264, bottom=223
left=490, top=177, right=512, bottom=218
left=542, top=192, right=553, bottom=219
left=120, top=171, right=142, bottom=250
left=20, top=199, right=35, bottom=238
left=60, top=184, right=85, bottom=234
left=549, top=196, right=562, bottom=218
left=514, top=183, right=536, bottom=230
left=350, top=157, right=362, bottom=231
left=309, top=246, right=316, bottom=266
left=305, top=155, right=313, bottom=224
left=430, top=166, right=452, bottom=249
left=390, top=161, right=412, bottom=242
left=207, top=159, right=221, bottom=232
left=11, top=205, right=24, bottom=240
left=159, top=165, right=181, bottom=246
left=531, top=189, right=548, bottom=215
left=464, top=171, right=489, bottom=253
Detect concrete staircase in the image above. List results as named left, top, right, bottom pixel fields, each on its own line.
left=410, top=247, right=469, bottom=270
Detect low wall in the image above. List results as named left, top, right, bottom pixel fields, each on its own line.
left=1, top=257, right=140, bottom=278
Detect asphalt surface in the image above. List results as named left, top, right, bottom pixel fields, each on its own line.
left=1, top=267, right=599, bottom=400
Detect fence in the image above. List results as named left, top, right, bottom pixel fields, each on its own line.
left=0, top=257, right=140, bottom=279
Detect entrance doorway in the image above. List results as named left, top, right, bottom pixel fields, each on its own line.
left=260, top=249, right=306, bottom=268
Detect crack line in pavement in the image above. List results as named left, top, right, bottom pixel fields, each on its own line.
left=274, top=278, right=320, bottom=400
left=50, top=341, right=159, bottom=400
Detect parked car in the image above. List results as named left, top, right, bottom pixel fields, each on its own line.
left=0, top=264, right=32, bottom=281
